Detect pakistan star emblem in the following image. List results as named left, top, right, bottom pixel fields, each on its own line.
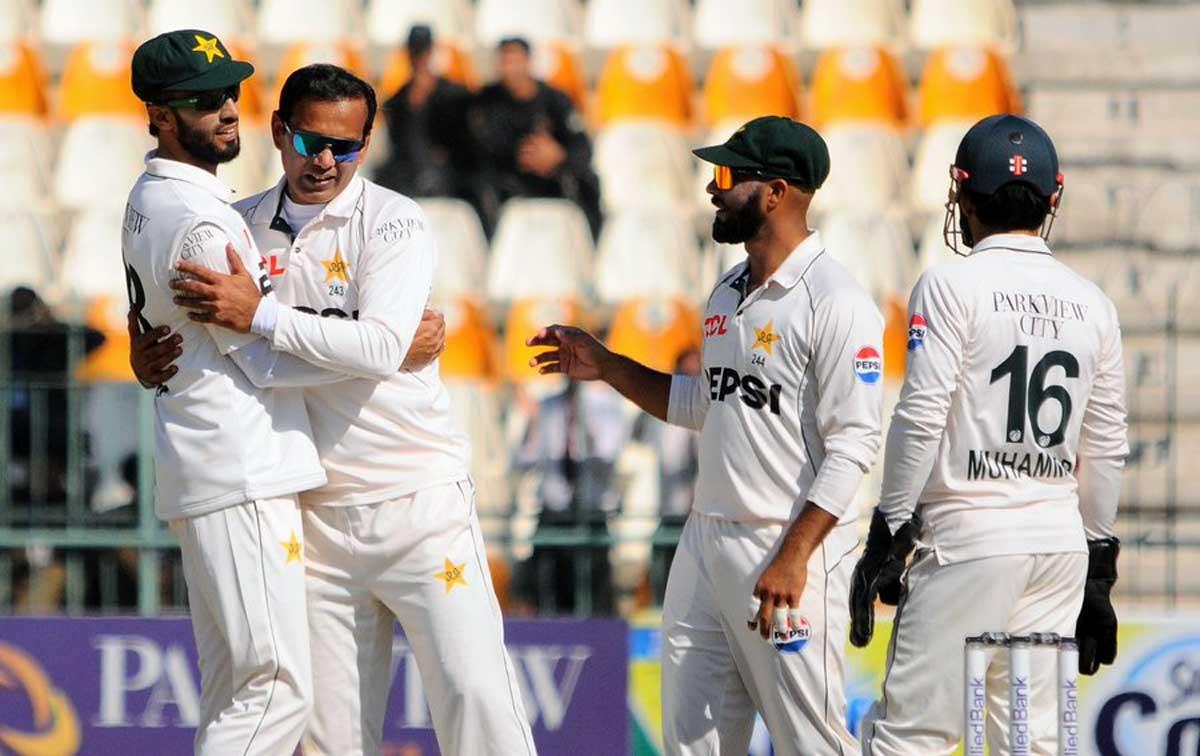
left=192, top=35, right=225, bottom=64
left=752, top=321, right=779, bottom=355
left=322, top=248, right=350, bottom=284
left=281, top=531, right=303, bottom=565
left=434, top=557, right=468, bottom=594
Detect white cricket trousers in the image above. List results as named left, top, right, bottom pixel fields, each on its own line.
left=662, top=511, right=860, bottom=756
left=300, top=479, right=536, bottom=756
left=170, top=495, right=312, bottom=756
left=860, top=549, right=1087, bottom=756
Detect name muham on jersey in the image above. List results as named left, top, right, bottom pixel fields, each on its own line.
left=880, top=234, right=1127, bottom=563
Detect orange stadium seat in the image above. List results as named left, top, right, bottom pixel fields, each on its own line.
left=230, top=46, right=267, bottom=120
left=60, top=208, right=128, bottom=302
left=606, top=297, right=700, bottom=374
left=584, top=0, right=689, bottom=49
left=911, top=120, right=973, bottom=213
left=40, top=0, right=138, bottom=46
left=813, top=123, right=908, bottom=214
left=273, top=42, right=369, bottom=106
left=809, top=46, right=907, bottom=129
left=0, top=42, right=47, bottom=117
left=595, top=207, right=702, bottom=303
left=257, top=0, right=359, bottom=45
left=596, top=45, right=692, bottom=127
left=798, top=0, right=905, bottom=51
left=58, top=41, right=144, bottom=121
left=910, top=0, right=1017, bottom=53
left=419, top=197, right=489, bottom=301
left=474, top=0, right=579, bottom=47
left=593, top=122, right=693, bottom=212
left=146, top=0, right=250, bottom=41
left=486, top=198, right=593, bottom=303
left=379, top=42, right=477, bottom=99
left=702, top=46, right=801, bottom=126
left=534, top=42, right=587, bottom=113
left=693, top=0, right=794, bottom=50
left=436, top=296, right=500, bottom=381
left=75, top=295, right=136, bottom=383
left=365, top=0, right=474, bottom=48
left=917, top=46, right=1021, bottom=127
left=503, top=296, right=583, bottom=384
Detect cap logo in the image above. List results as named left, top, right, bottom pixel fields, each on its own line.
left=1008, top=155, right=1027, bottom=176
left=192, top=35, right=225, bottom=64
left=1009, top=131, right=1024, bottom=145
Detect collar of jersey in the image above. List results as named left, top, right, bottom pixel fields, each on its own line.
left=257, top=174, right=365, bottom=230
left=144, top=151, right=232, bottom=202
left=970, top=233, right=1052, bottom=257
left=766, top=230, right=824, bottom=290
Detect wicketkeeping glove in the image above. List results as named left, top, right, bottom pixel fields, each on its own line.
left=849, top=509, right=921, bottom=648
left=1076, top=537, right=1120, bottom=675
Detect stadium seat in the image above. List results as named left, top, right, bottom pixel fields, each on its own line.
left=917, top=46, right=1021, bottom=127
left=0, top=116, right=52, bottom=208
left=502, top=296, right=584, bottom=384
left=797, top=0, right=904, bottom=51
left=583, top=0, right=689, bottom=49
left=606, top=297, right=700, bottom=374
left=418, top=197, right=489, bottom=301
left=0, top=208, right=58, bottom=292
left=693, top=0, right=794, bottom=50
left=58, top=41, right=144, bottom=121
left=533, top=42, right=587, bottom=113
left=364, top=0, right=474, bottom=49
left=379, top=42, right=476, bottom=99
left=915, top=211, right=955, bottom=274
left=910, top=120, right=973, bottom=214
left=593, top=121, right=694, bottom=213
left=910, top=0, right=1016, bottom=53
left=808, top=46, right=907, bottom=129
left=40, top=0, right=137, bottom=46
left=257, top=0, right=359, bottom=46
left=0, top=42, right=46, bottom=117
left=594, top=207, right=702, bottom=303
left=475, top=0, right=579, bottom=46
left=217, top=124, right=267, bottom=200
left=443, top=379, right=512, bottom=531
left=273, top=43, right=369, bottom=105
left=1121, top=422, right=1200, bottom=511
left=54, top=116, right=151, bottom=212
left=1135, top=174, right=1200, bottom=253
left=1123, top=336, right=1200, bottom=423
left=820, top=209, right=916, bottom=313
left=701, top=46, right=801, bottom=126
left=60, top=208, right=127, bottom=302
left=486, top=199, right=593, bottom=303
left=146, top=0, right=249, bottom=40
left=596, top=45, right=692, bottom=127
left=812, top=124, right=908, bottom=215
left=0, top=0, right=33, bottom=41
left=436, top=297, right=499, bottom=381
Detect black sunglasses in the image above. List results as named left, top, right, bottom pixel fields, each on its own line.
left=162, top=84, right=241, bottom=112
left=284, top=124, right=365, bottom=163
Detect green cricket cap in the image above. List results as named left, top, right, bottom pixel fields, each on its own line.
left=693, top=115, right=831, bottom=190
left=131, top=29, right=254, bottom=103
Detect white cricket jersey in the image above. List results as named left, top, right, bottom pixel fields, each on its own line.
left=235, top=176, right=469, bottom=508
left=121, top=154, right=326, bottom=520
left=879, top=233, right=1128, bottom=564
left=667, top=232, right=884, bottom=524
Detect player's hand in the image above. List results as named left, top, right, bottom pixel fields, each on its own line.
left=525, top=325, right=610, bottom=381
left=749, top=551, right=808, bottom=641
left=171, top=244, right=262, bottom=333
left=402, top=308, right=445, bottom=371
left=128, top=307, right=181, bottom=387
left=1076, top=538, right=1119, bottom=675
left=849, top=509, right=921, bottom=648
left=517, top=132, right=567, bottom=178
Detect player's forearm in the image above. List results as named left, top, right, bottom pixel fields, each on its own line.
left=598, top=352, right=672, bottom=422
left=878, top=408, right=943, bottom=529
left=1077, top=455, right=1123, bottom=540
left=778, top=502, right=840, bottom=562
left=228, top=340, right=349, bottom=388
left=260, top=303, right=404, bottom=380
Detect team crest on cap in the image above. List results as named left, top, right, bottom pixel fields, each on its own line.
left=907, top=313, right=927, bottom=351
left=854, top=346, right=882, bottom=384
left=772, top=615, right=812, bottom=653
left=1009, top=155, right=1027, bottom=176
left=191, top=35, right=225, bottom=64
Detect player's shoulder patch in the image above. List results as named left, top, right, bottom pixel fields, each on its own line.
left=853, top=345, right=883, bottom=384
left=907, top=313, right=928, bottom=351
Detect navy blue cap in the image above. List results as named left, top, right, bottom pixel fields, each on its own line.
left=954, top=114, right=1060, bottom=196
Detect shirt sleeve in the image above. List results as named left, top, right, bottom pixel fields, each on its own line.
left=1075, top=298, right=1128, bottom=540
left=227, top=339, right=351, bottom=389
left=666, top=373, right=709, bottom=431
left=258, top=200, right=434, bottom=380
left=174, top=219, right=272, bottom=356
left=878, top=269, right=969, bottom=531
left=805, top=287, right=885, bottom=519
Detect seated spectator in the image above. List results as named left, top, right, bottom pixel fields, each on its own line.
left=377, top=26, right=477, bottom=208
left=469, top=37, right=602, bottom=238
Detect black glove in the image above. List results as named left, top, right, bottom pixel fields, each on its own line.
left=849, top=509, right=921, bottom=648
left=1076, top=537, right=1119, bottom=675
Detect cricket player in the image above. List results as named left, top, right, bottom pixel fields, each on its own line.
left=123, top=31, right=331, bottom=755
left=851, top=115, right=1127, bottom=755
left=135, top=64, right=534, bottom=756
left=528, top=116, right=881, bottom=755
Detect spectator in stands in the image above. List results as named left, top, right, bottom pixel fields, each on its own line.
left=377, top=26, right=478, bottom=213
left=469, top=37, right=602, bottom=238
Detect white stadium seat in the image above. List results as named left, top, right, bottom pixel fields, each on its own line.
left=0, top=208, right=59, bottom=292
left=0, top=0, right=33, bottom=41
left=910, top=0, right=1016, bottom=53
left=1123, top=336, right=1200, bottom=423
left=486, top=199, right=593, bottom=303
left=910, top=120, right=973, bottom=214
left=146, top=0, right=248, bottom=40
left=444, top=379, right=512, bottom=533
left=692, top=0, right=794, bottom=51
left=798, top=0, right=904, bottom=51
left=594, top=207, right=701, bottom=304
left=594, top=122, right=694, bottom=213
left=40, top=0, right=138, bottom=45
left=821, top=210, right=917, bottom=306
left=257, top=0, right=358, bottom=45
left=60, top=208, right=127, bottom=302
left=915, top=211, right=955, bottom=275
left=365, top=0, right=474, bottom=48
left=418, top=197, right=489, bottom=301
left=814, top=123, right=909, bottom=215
left=54, top=116, right=151, bottom=213
left=475, top=0, right=579, bottom=46
left=583, top=0, right=689, bottom=49
left=0, top=116, right=52, bottom=209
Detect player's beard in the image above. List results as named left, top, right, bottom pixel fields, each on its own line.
left=176, top=113, right=240, bottom=165
left=712, top=187, right=767, bottom=245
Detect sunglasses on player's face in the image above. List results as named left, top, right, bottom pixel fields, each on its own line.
left=163, top=85, right=240, bottom=112
left=284, top=124, right=365, bottom=164
left=712, top=164, right=805, bottom=191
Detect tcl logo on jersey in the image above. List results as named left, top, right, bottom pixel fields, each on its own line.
left=261, top=254, right=286, bottom=277
left=704, top=315, right=728, bottom=338
left=907, top=314, right=927, bottom=351
left=853, top=347, right=882, bottom=384
left=707, top=367, right=782, bottom=415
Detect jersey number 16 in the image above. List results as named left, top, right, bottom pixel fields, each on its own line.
left=990, top=345, right=1079, bottom=448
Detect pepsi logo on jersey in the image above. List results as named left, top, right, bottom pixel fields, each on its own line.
left=771, top=615, right=812, bottom=653
left=854, top=346, right=883, bottom=384
left=908, top=314, right=927, bottom=351
left=706, top=367, right=783, bottom=414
